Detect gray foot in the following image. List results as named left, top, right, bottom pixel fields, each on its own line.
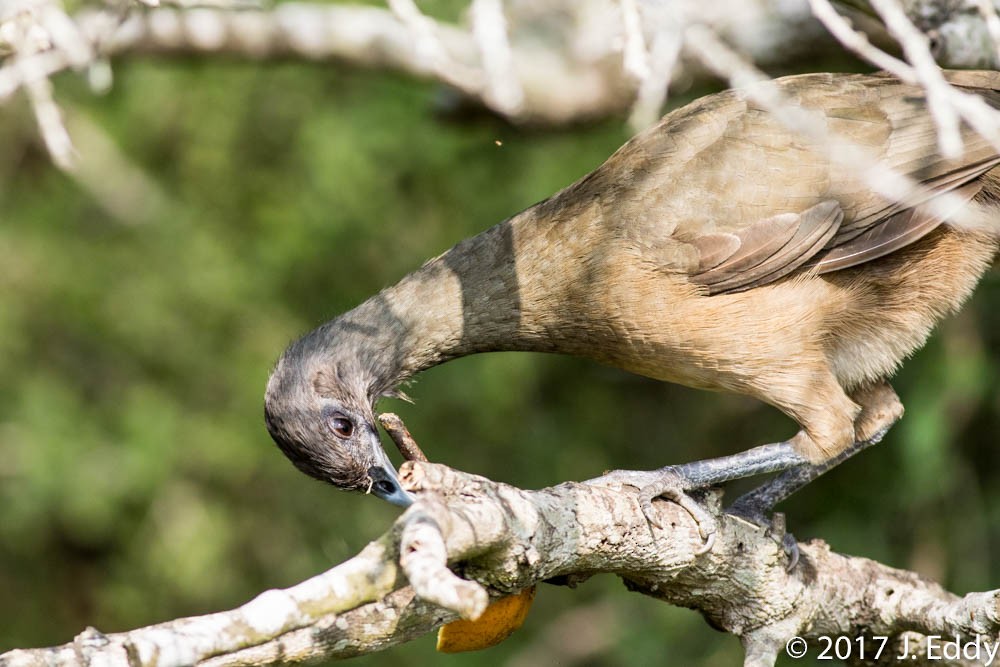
left=598, top=467, right=719, bottom=554
left=596, top=440, right=807, bottom=555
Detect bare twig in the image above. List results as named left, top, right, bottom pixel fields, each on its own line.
left=807, top=0, right=911, bottom=76
left=399, top=510, right=489, bottom=620
left=387, top=0, right=482, bottom=92
left=809, top=0, right=1000, bottom=156
left=1, top=0, right=80, bottom=168
left=619, top=0, right=648, bottom=81
left=22, top=71, right=75, bottom=169
left=626, top=2, right=683, bottom=132
left=379, top=412, right=429, bottom=462
left=868, top=0, right=962, bottom=157
left=37, top=2, right=91, bottom=68
left=684, top=23, right=999, bottom=237
left=469, top=0, right=523, bottom=116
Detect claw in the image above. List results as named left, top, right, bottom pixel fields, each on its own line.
left=782, top=533, right=800, bottom=571
left=639, top=472, right=718, bottom=552
left=592, top=467, right=718, bottom=554
left=695, top=531, right=716, bottom=556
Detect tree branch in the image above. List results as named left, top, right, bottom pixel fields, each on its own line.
left=4, top=0, right=832, bottom=130
left=7, top=0, right=1000, bottom=171
left=3, top=461, right=998, bottom=667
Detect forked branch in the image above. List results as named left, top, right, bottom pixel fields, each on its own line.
left=2, top=461, right=998, bottom=667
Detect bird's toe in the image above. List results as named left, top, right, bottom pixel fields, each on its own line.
left=637, top=467, right=718, bottom=552
left=591, top=467, right=718, bottom=553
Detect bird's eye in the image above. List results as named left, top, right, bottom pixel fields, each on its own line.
left=374, top=479, right=395, bottom=496
left=329, top=414, right=354, bottom=439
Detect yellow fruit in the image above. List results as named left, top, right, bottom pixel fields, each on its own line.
left=436, top=586, right=537, bottom=653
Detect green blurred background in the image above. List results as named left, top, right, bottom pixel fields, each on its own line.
left=2, top=10, right=1000, bottom=666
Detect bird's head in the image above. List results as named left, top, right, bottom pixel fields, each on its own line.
left=263, top=330, right=414, bottom=508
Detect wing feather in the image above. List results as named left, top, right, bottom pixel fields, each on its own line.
left=691, top=201, right=842, bottom=293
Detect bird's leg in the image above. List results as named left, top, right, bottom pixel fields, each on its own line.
left=727, top=381, right=903, bottom=523
left=725, top=430, right=887, bottom=523
left=595, top=382, right=903, bottom=557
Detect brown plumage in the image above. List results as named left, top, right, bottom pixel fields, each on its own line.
left=265, top=71, right=1000, bottom=519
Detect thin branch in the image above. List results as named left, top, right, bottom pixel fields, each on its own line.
left=379, top=412, right=429, bottom=462
left=21, top=58, right=75, bottom=168
left=386, top=0, right=482, bottom=93
left=619, top=0, right=648, bottom=81
left=469, top=0, right=523, bottom=116
left=808, top=0, right=912, bottom=76
left=1, top=0, right=79, bottom=168
left=809, top=0, right=1000, bottom=156
left=398, top=510, right=489, bottom=620
left=868, top=0, right=962, bottom=157
left=37, top=2, right=92, bottom=68
left=683, top=23, right=999, bottom=237
left=626, top=2, right=683, bottom=132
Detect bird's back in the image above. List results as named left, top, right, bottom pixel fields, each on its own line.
left=541, top=72, right=1000, bottom=295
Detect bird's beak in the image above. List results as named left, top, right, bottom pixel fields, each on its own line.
left=367, top=463, right=414, bottom=507
left=366, top=441, right=414, bottom=507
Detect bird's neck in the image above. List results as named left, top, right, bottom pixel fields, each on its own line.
left=327, top=209, right=557, bottom=396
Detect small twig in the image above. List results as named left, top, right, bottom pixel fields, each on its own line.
left=0, top=0, right=99, bottom=170
left=38, top=3, right=91, bottom=68
left=868, top=0, right=962, bottom=157
left=469, top=0, right=522, bottom=116
left=386, top=0, right=481, bottom=92
left=23, top=69, right=75, bottom=169
left=808, top=0, right=911, bottom=75
left=810, top=0, right=1000, bottom=155
left=398, top=511, right=489, bottom=621
left=627, top=3, right=682, bottom=132
left=378, top=413, right=429, bottom=462
left=619, top=0, right=648, bottom=81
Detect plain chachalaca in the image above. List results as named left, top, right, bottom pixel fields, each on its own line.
left=264, top=71, right=1000, bottom=535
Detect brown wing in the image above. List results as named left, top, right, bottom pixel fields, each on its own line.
left=690, top=200, right=842, bottom=293
left=810, top=172, right=992, bottom=274
left=690, top=157, right=998, bottom=294
left=598, top=71, right=1000, bottom=295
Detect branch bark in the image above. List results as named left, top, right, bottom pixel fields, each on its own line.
left=3, top=461, right=998, bottom=667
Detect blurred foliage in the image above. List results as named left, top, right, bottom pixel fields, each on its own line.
left=1, top=23, right=999, bottom=667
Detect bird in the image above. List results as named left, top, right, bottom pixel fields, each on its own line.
left=264, top=70, right=1000, bottom=535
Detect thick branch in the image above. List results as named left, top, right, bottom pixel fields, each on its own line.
left=3, top=462, right=998, bottom=667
